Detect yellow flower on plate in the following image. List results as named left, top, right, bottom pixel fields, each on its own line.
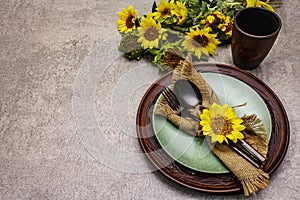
left=200, top=103, right=245, bottom=144
left=246, top=0, right=274, bottom=12
left=153, top=0, right=175, bottom=20
left=182, top=27, right=220, bottom=59
left=117, top=5, right=138, bottom=32
left=137, top=13, right=167, bottom=49
left=172, top=1, right=188, bottom=25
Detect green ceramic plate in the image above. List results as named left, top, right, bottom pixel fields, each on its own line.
left=152, top=72, right=272, bottom=174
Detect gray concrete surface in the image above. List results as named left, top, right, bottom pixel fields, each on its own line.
left=1, top=0, right=299, bottom=199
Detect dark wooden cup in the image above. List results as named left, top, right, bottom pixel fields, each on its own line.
left=231, top=7, right=282, bottom=70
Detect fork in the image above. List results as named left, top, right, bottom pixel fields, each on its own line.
left=162, top=87, right=200, bottom=122
left=161, top=87, right=266, bottom=168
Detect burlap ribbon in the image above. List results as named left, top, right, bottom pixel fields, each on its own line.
left=155, top=56, right=269, bottom=196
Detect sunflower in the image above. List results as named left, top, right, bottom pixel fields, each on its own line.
left=137, top=13, right=167, bottom=49
left=117, top=5, right=138, bottom=32
left=201, top=10, right=226, bottom=27
left=172, top=1, right=188, bottom=25
left=218, top=16, right=234, bottom=38
left=154, top=47, right=184, bottom=70
left=246, top=0, right=274, bottom=12
left=152, top=0, right=175, bottom=21
left=118, top=30, right=144, bottom=60
left=161, top=49, right=183, bottom=68
left=182, top=27, right=221, bottom=59
left=200, top=103, right=245, bottom=144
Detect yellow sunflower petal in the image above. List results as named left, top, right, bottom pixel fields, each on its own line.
left=232, top=131, right=244, bottom=140
left=202, top=125, right=210, bottom=132
left=233, top=124, right=246, bottom=131
left=172, top=1, right=188, bottom=25
left=227, top=134, right=237, bottom=143
left=232, top=118, right=243, bottom=125
left=207, top=15, right=215, bottom=24
left=218, top=135, right=226, bottom=143
left=200, top=119, right=209, bottom=126
left=210, top=103, right=219, bottom=115
left=226, top=134, right=235, bottom=140
left=220, top=104, right=228, bottom=114
left=211, top=134, right=219, bottom=143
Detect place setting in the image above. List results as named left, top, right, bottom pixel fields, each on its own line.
left=117, top=0, right=289, bottom=196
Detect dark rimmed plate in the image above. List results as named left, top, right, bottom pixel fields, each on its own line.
left=136, top=63, right=289, bottom=194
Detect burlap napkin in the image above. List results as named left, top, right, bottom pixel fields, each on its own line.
left=155, top=56, right=269, bottom=196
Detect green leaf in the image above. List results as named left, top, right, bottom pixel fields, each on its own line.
left=209, top=0, right=219, bottom=8
left=192, top=1, right=202, bottom=14
left=135, top=18, right=140, bottom=28
left=227, top=10, right=235, bottom=17
left=124, top=50, right=145, bottom=61
left=201, top=1, right=208, bottom=14
left=152, top=1, right=157, bottom=13
left=211, top=25, right=227, bottom=40
left=199, top=24, right=205, bottom=29
left=219, top=31, right=227, bottom=41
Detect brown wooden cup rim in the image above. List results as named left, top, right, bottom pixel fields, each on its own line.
left=234, top=7, right=282, bottom=39
left=136, top=63, right=289, bottom=194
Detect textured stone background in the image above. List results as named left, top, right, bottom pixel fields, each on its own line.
left=0, top=0, right=299, bottom=199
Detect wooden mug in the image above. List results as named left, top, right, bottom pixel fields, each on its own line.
left=231, top=7, right=282, bottom=70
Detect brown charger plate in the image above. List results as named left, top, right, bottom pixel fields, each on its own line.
left=136, top=63, right=289, bottom=194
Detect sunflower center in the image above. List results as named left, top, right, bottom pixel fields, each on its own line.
left=210, top=116, right=232, bottom=136
left=126, top=15, right=135, bottom=28
left=162, top=8, right=171, bottom=17
left=192, top=35, right=209, bottom=47
left=144, top=27, right=159, bottom=41
left=162, top=49, right=183, bottom=68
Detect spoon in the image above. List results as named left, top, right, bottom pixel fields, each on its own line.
left=173, top=79, right=202, bottom=109
left=173, top=78, right=266, bottom=168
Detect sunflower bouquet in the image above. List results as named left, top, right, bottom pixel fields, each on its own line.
left=117, top=0, right=277, bottom=72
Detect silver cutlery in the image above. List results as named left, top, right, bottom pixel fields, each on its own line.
left=161, top=87, right=200, bottom=122
left=161, top=86, right=266, bottom=168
